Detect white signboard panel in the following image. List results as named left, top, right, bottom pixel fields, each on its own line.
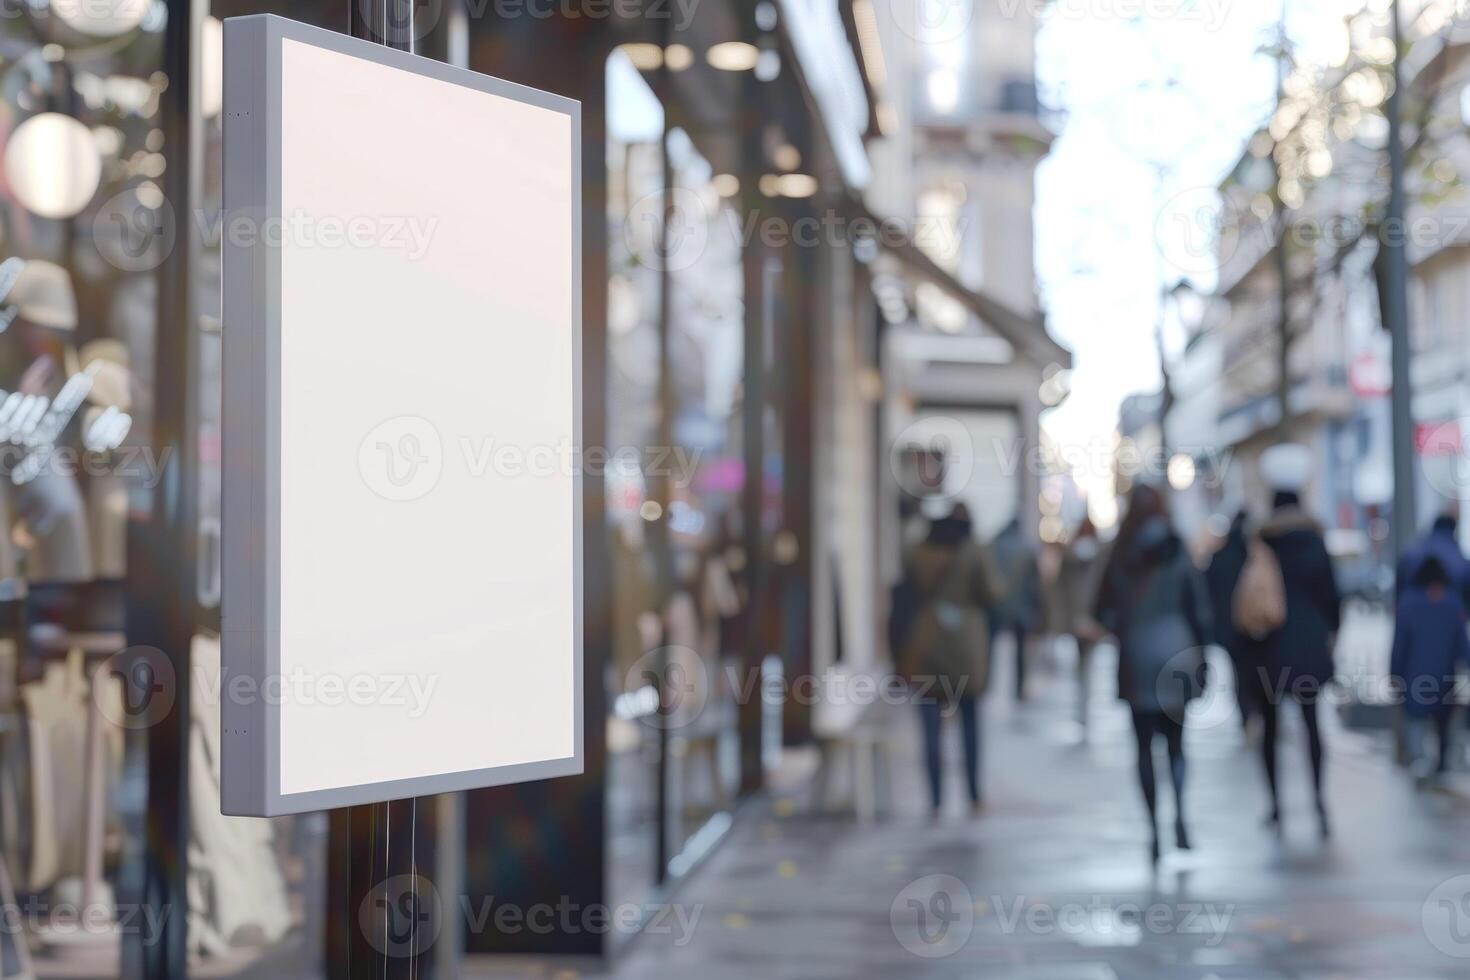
left=222, top=15, right=582, bottom=816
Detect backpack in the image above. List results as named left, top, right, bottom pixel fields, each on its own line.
left=1233, top=535, right=1287, bottom=641
left=887, top=580, right=918, bottom=660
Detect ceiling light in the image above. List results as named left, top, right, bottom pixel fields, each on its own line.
left=711, top=173, right=739, bottom=197
left=665, top=44, right=693, bottom=71
left=777, top=173, right=817, bottom=198
left=774, top=144, right=801, bottom=171
left=617, top=43, right=663, bottom=71
left=4, top=112, right=101, bottom=219
left=707, top=41, right=759, bottom=72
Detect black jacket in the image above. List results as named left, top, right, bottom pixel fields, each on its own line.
left=1204, top=519, right=1248, bottom=652
left=1253, top=506, right=1342, bottom=690
left=1094, top=519, right=1213, bottom=714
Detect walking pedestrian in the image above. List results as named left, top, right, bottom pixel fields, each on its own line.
left=893, top=503, right=1004, bottom=817
left=1396, top=508, right=1470, bottom=607
left=1056, top=518, right=1108, bottom=730
left=1243, top=444, right=1342, bottom=838
left=1390, top=556, right=1470, bottom=780
left=1204, top=510, right=1260, bottom=732
left=1094, top=484, right=1213, bottom=864
left=989, top=518, right=1041, bottom=701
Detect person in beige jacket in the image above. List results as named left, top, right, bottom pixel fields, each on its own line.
left=895, top=503, right=1005, bottom=816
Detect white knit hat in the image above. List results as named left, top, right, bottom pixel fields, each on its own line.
left=1259, top=443, right=1312, bottom=492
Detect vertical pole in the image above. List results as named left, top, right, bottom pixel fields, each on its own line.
left=128, top=0, right=201, bottom=975
left=650, top=7, right=676, bottom=883
left=337, top=5, right=431, bottom=978
left=738, top=59, right=767, bottom=795
left=1385, top=0, right=1418, bottom=553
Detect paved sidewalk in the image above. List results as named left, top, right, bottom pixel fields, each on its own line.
left=477, top=625, right=1470, bottom=979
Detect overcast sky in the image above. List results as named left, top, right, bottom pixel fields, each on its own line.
left=1033, top=0, right=1362, bottom=510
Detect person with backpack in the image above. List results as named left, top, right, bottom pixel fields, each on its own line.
left=1094, top=484, right=1214, bottom=864
left=1390, top=556, right=1470, bottom=780
left=893, top=502, right=1004, bottom=817
left=1205, top=510, right=1260, bottom=733
left=989, top=518, right=1041, bottom=702
left=1242, top=444, right=1342, bottom=838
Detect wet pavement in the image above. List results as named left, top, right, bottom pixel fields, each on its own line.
left=608, top=620, right=1470, bottom=980
left=477, top=611, right=1470, bottom=979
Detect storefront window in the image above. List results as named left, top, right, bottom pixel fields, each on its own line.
left=605, top=48, right=742, bottom=913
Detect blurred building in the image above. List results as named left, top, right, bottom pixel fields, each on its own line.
left=864, top=0, right=1070, bottom=581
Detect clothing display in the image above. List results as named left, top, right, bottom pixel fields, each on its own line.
left=185, top=633, right=292, bottom=958
left=19, top=655, right=121, bottom=893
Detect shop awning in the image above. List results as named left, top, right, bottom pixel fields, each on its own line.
left=847, top=194, right=1072, bottom=369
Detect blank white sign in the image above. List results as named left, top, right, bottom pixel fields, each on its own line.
left=222, top=15, right=582, bottom=816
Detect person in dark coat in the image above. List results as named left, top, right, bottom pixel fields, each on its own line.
left=989, top=518, right=1041, bottom=701
left=1204, top=510, right=1258, bottom=730
left=1056, top=518, right=1108, bottom=731
left=1251, top=444, right=1342, bottom=838
left=1094, top=484, right=1213, bottom=864
left=897, top=503, right=1005, bottom=816
left=1390, top=556, right=1470, bottom=779
left=1397, top=510, right=1470, bottom=607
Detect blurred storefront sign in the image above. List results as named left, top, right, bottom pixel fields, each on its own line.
left=1416, top=418, right=1463, bottom=456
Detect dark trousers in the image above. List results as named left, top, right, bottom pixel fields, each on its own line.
left=990, top=620, right=1028, bottom=700
left=918, top=696, right=981, bottom=810
left=1259, top=690, right=1326, bottom=817
left=1130, top=709, right=1187, bottom=837
left=1224, top=641, right=1260, bottom=725
left=1405, top=708, right=1455, bottom=774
